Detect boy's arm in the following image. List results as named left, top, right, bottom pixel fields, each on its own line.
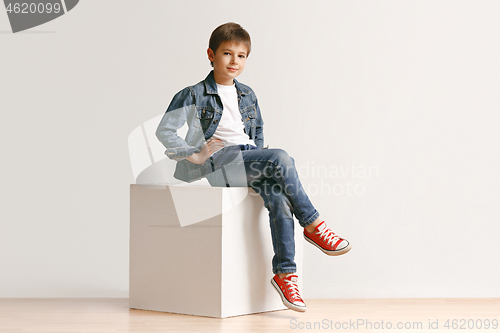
left=155, top=87, right=200, bottom=161
left=254, top=98, right=264, bottom=148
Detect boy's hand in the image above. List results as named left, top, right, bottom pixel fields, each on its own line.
left=186, top=139, right=224, bottom=164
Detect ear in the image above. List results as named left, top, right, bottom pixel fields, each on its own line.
left=207, top=48, right=215, bottom=62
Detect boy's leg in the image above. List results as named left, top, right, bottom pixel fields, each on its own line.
left=249, top=176, right=296, bottom=275
left=250, top=176, right=307, bottom=312
left=242, top=148, right=351, bottom=256
left=206, top=147, right=350, bottom=256
left=242, top=148, right=319, bottom=228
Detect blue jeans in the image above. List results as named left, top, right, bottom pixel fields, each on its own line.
left=205, top=145, right=319, bottom=274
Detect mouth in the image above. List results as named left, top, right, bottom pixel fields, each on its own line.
left=228, top=67, right=238, bottom=72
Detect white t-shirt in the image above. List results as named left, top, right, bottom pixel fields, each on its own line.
left=211, top=83, right=255, bottom=146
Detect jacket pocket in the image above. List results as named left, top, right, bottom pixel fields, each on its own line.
left=197, top=107, right=215, bottom=131
left=242, top=105, right=257, bottom=120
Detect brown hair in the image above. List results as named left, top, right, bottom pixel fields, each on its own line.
left=208, top=22, right=251, bottom=67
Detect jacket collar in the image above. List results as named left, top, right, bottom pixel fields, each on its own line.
left=204, top=70, right=251, bottom=96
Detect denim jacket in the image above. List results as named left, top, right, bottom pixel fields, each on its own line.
left=156, top=70, right=264, bottom=182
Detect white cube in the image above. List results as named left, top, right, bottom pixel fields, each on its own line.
left=129, top=184, right=304, bottom=318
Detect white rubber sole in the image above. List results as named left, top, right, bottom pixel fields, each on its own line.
left=303, top=233, right=352, bottom=256
left=270, top=278, right=307, bottom=313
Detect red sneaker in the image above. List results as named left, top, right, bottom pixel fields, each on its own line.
left=271, top=274, right=306, bottom=312
left=303, top=221, right=351, bottom=256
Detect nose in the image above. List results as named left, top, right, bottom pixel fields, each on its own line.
left=231, top=55, right=238, bottom=64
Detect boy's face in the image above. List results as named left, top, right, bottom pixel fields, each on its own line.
left=207, top=41, right=248, bottom=85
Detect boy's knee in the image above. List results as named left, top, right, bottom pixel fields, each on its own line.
left=272, top=149, right=294, bottom=167
left=273, top=194, right=294, bottom=218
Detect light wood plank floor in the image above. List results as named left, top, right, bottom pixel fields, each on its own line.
left=1, top=298, right=499, bottom=332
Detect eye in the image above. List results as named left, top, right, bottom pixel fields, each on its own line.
left=239, top=55, right=246, bottom=58
left=224, top=52, right=230, bottom=55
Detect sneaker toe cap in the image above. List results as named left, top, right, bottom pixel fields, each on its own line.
left=293, top=300, right=306, bottom=307
left=336, top=239, right=349, bottom=250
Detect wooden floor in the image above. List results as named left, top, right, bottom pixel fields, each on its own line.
left=0, top=298, right=499, bottom=332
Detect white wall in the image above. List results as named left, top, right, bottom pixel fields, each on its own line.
left=1, top=0, right=499, bottom=298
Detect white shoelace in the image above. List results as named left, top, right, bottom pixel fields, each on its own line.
left=316, top=226, right=341, bottom=246
left=285, top=277, right=302, bottom=301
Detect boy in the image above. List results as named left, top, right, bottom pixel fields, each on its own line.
left=156, top=22, right=351, bottom=312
